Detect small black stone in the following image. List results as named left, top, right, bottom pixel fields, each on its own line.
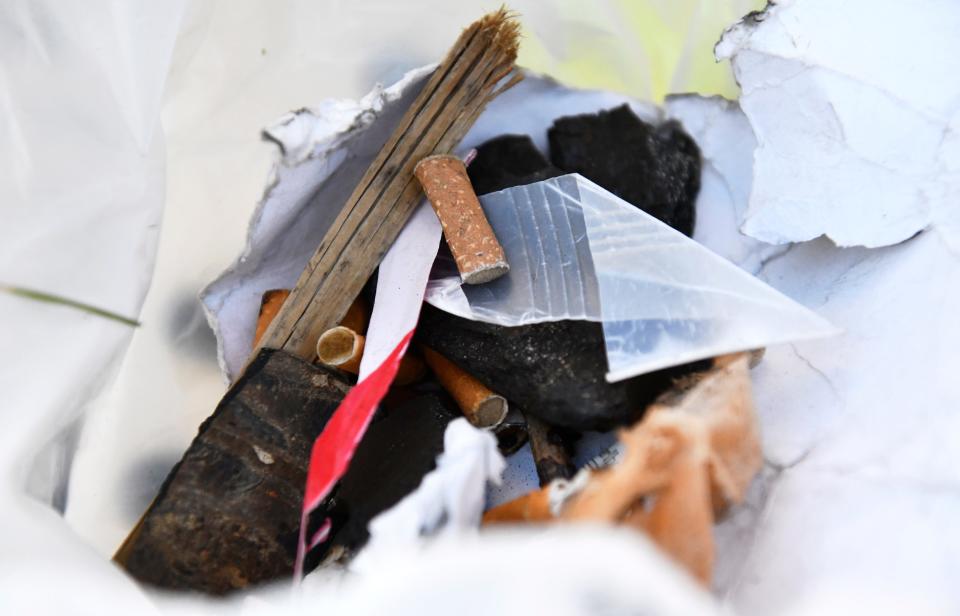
left=467, top=134, right=564, bottom=195
left=548, top=104, right=701, bottom=236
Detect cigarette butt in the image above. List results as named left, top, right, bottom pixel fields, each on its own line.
left=394, top=353, right=426, bottom=386
left=316, top=326, right=365, bottom=374
left=316, top=326, right=424, bottom=384
left=482, top=485, right=552, bottom=524
left=254, top=289, right=290, bottom=347
left=340, top=295, right=369, bottom=334
left=255, top=291, right=367, bottom=350
left=421, top=345, right=508, bottom=428
left=414, top=154, right=509, bottom=285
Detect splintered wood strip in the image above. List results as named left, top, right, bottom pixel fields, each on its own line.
left=362, top=61, right=524, bottom=267
left=281, top=28, right=520, bottom=354
left=257, top=9, right=519, bottom=360
left=357, top=98, right=523, bottom=287
left=257, top=31, right=484, bottom=356
left=317, top=38, right=514, bottom=285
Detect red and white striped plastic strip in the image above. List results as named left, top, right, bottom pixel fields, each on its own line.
left=294, top=200, right=443, bottom=579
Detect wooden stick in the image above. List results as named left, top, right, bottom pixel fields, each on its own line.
left=524, top=412, right=575, bottom=486
left=257, top=291, right=368, bottom=351
left=255, top=9, right=521, bottom=360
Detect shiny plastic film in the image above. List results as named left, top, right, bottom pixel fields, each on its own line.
left=424, top=174, right=840, bottom=382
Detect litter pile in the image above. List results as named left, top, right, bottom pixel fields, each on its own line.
left=113, top=9, right=835, bottom=596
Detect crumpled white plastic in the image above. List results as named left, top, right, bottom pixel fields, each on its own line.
left=295, top=527, right=719, bottom=616
left=350, top=419, right=504, bottom=574
left=716, top=0, right=960, bottom=248
left=425, top=174, right=838, bottom=381
left=0, top=1, right=186, bottom=613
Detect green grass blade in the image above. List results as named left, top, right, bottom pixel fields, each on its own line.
left=2, top=284, right=141, bottom=327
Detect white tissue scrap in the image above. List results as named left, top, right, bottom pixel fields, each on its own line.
left=716, top=0, right=960, bottom=248
left=350, top=419, right=505, bottom=573
left=426, top=174, right=839, bottom=382
left=302, top=527, right=719, bottom=616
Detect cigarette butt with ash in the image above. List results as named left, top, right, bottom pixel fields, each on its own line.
left=421, top=345, right=508, bottom=428
left=317, top=326, right=365, bottom=374
left=317, top=326, right=426, bottom=385
left=484, top=470, right=591, bottom=524
left=415, top=154, right=509, bottom=285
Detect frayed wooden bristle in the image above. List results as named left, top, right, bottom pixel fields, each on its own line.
left=254, top=7, right=525, bottom=360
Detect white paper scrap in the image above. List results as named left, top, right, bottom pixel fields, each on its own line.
left=664, top=94, right=783, bottom=273
left=715, top=0, right=960, bottom=248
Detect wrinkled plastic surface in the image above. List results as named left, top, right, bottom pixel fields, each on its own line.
left=425, top=174, right=839, bottom=381
left=0, top=1, right=185, bottom=613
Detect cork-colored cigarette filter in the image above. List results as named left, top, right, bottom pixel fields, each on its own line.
left=422, top=345, right=508, bottom=428
left=316, top=326, right=425, bottom=385
left=415, top=154, right=509, bottom=284
left=254, top=290, right=291, bottom=347
left=316, top=326, right=366, bottom=374
left=482, top=485, right=552, bottom=524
